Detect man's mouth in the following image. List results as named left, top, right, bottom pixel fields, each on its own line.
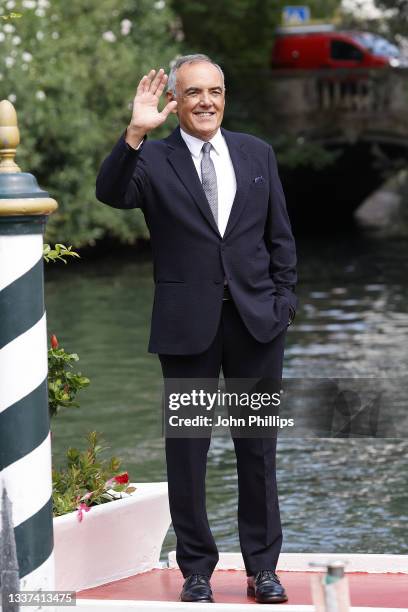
left=194, top=112, right=215, bottom=117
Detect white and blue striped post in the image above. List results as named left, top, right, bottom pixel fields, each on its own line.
left=0, top=100, right=58, bottom=604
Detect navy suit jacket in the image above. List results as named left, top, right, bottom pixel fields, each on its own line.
left=96, top=126, right=297, bottom=354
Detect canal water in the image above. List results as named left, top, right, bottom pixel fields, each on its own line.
left=46, top=221, right=408, bottom=558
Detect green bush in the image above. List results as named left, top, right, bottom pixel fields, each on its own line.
left=48, top=334, right=90, bottom=418
left=44, top=244, right=90, bottom=418
left=0, top=0, right=180, bottom=246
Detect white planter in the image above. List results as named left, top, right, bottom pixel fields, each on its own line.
left=53, top=482, right=171, bottom=592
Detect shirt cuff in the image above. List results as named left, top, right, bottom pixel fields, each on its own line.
left=124, top=132, right=146, bottom=152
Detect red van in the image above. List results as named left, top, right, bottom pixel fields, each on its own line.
left=271, top=24, right=402, bottom=70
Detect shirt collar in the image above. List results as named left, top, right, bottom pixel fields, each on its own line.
left=180, top=127, right=223, bottom=158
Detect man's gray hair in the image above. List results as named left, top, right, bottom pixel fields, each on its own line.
left=167, top=54, right=225, bottom=96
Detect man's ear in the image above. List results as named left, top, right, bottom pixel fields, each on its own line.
left=166, top=91, right=178, bottom=114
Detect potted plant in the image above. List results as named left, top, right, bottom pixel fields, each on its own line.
left=52, top=430, right=170, bottom=591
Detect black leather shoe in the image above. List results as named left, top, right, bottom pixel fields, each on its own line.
left=180, top=574, right=214, bottom=603
left=247, top=570, right=288, bottom=603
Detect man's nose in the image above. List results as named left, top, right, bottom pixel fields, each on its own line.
left=199, top=92, right=212, bottom=106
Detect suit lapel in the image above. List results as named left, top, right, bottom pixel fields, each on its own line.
left=166, top=127, right=221, bottom=236
left=165, top=127, right=252, bottom=239
left=221, top=128, right=252, bottom=239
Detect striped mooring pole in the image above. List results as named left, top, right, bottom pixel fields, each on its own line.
left=0, top=100, right=58, bottom=606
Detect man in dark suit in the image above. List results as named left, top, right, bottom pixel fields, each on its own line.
left=96, top=54, right=297, bottom=604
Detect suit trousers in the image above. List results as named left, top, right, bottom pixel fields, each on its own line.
left=159, top=298, right=287, bottom=579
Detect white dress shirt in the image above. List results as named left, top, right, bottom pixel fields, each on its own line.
left=180, top=128, right=237, bottom=237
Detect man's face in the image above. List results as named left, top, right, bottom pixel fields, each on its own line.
left=167, top=61, right=225, bottom=141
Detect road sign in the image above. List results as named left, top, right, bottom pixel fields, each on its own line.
left=282, top=6, right=311, bottom=25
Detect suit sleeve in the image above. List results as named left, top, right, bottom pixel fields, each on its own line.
left=95, top=133, right=149, bottom=209
left=265, top=145, right=298, bottom=315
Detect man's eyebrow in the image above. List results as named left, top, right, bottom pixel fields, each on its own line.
left=183, top=86, right=223, bottom=93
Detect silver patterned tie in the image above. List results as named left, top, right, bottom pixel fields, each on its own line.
left=201, top=142, right=218, bottom=226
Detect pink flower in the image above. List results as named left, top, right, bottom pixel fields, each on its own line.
left=76, top=502, right=91, bottom=523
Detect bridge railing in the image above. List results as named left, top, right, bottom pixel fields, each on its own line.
left=264, top=67, right=408, bottom=143
left=269, top=67, right=408, bottom=115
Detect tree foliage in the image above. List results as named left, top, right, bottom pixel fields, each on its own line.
left=0, top=0, right=180, bottom=246
left=341, top=0, right=408, bottom=41
left=374, top=0, right=408, bottom=37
